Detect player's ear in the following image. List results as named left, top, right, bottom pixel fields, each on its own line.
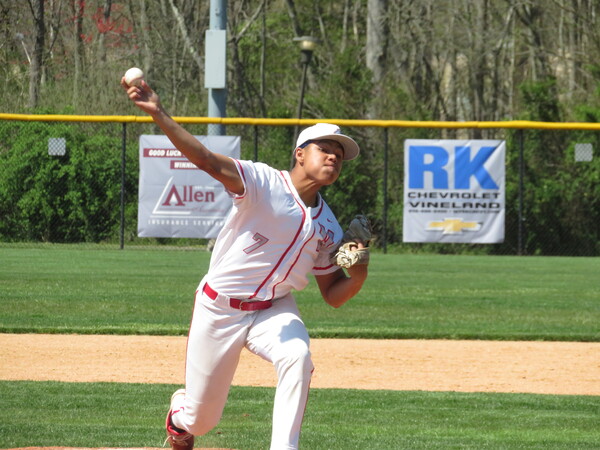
left=294, top=147, right=305, bottom=164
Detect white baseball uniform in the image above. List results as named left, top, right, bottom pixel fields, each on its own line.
left=171, top=159, right=343, bottom=449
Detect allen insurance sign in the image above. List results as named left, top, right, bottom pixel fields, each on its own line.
left=138, top=134, right=240, bottom=238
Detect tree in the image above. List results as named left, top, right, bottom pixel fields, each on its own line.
left=71, top=0, right=85, bottom=106
left=27, top=0, right=45, bottom=109
left=366, top=0, right=388, bottom=119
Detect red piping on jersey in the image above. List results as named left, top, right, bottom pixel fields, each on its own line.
left=311, top=196, right=324, bottom=219
left=233, top=159, right=247, bottom=199
left=314, top=262, right=336, bottom=271
left=271, top=227, right=316, bottom=298
left=249, top=171, right=306, bottom=300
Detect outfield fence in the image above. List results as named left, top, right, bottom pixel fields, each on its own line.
left=0, top=114, right=598, bottom=256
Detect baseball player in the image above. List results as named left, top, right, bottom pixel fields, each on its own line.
left=122, top=77, right=370, bottom=450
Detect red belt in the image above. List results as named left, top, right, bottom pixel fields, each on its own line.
left=202, top=283, right=272, bottom=311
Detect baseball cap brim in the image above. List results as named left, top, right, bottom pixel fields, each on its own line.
left=311, top=134, right=360, bottom=161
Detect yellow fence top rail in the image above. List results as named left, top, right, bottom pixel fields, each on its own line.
left=1, top=113, right=600, bottom=130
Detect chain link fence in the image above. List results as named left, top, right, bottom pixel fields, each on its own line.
left=0, top=116, right=598, bottom=256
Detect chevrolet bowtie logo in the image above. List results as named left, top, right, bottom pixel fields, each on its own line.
left=426, top=218, right=481, bottom=234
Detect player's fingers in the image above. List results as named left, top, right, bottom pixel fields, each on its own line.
left=127, top=88, right=142, bottom=101
left=121, top=78, right=140, bottom=99
left=135, top=80, right=155, bottom=99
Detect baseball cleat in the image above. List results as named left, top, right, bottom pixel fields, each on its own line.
left=165, top=389, right=194, bottom=450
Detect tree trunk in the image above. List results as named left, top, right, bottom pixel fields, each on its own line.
left=28, top=0, right=45, bottom=109
left=366, top=0, right=388, bottom=85
left=167, top=0, right=203, bottom=72
left=284, top=0, right=303, bottom=37
left=260, top=0, right=267, bottom=115
left=341, top=0, right=350, bottom=52
left=97, top=0, right=112, bottom=63
left=366, top=0, right=388, bottom=119
left=72, top=0, right=85, bottom=107
left=139, top=0, right=153, bottom=79
left=472, top=0, right=489, bottom=136
left=515, top=3, right=550, bottom=80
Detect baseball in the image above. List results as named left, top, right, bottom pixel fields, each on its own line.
left=124, top=67, right=144, bottom=87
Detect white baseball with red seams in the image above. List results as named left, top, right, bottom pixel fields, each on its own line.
left=170, top=159, right=343, bottom=449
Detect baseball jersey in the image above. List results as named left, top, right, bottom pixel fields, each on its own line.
left=202, top=159, right=343, bottom=301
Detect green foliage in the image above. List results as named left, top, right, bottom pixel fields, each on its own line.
left=255, top=121, right=297, bottom=170
left=321, top=162, right=375, bottom=226
left=506, top=81, right=600, bottom=255
left=0, top=114, right=598, bottom=254
left=309, top=46, right=373, bottom=120
left=0, top=121, right=137, bottom=243
left=519, top=79, right=562, bottom=122
left=2, top=3, right=599, bottom=255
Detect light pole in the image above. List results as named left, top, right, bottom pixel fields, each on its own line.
left=293, top=36, right=319, bottom=142
left=207, top=0, right=227, bottom=136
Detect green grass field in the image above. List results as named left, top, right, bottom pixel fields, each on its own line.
left=1, top=244, right=599, bottom=449
left=1, top=381, right=599, bottom=449
left=1, top=245, right=598, bottom=340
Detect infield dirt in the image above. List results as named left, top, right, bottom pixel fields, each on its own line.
left=1, top=333, right=598, bottom=395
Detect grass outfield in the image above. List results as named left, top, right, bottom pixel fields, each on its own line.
left=1, top=381, right=599, bottom=449
left=1, top=245, right=599, bottom=448
left=0, top=244, right=598, bottom=340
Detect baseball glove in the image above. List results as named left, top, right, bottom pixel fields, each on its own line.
left=330, top=215, right=372, bottom=269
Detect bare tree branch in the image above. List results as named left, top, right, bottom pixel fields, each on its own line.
left=167, top=0, right=203, bottom=72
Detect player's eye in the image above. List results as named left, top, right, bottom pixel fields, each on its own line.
left=316, top=144, right=341, bottom=158
left=324, top=147, right=343, bottom=160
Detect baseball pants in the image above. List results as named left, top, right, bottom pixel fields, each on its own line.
left=171, top=281, right=314, bottom=450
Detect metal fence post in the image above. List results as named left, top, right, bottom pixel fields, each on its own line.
left=253, top=125, right=258, bottom=161
left=120, top=122, right=126, bottom=250
left=518, top=129, right=524, bottom=256
left=383, top=127, right=389, bottom=254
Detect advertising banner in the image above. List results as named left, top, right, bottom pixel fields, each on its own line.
left=403, top=139, right=505, bottom=243
left=138, top=134, right=240, bottom=238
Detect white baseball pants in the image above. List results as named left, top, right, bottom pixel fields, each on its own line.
left=171, top=282, right=314, bottom=449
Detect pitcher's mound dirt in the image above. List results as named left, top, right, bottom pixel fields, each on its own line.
left=1, top=334, right=599, bottom=395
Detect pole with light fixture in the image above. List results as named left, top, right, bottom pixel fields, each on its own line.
left=293, top=36, right=319, bottom=144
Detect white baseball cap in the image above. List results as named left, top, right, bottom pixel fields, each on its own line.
left=295, top=123, right=360, bottom=161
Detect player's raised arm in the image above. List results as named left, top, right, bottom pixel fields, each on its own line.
left=121, top=74, right=244, bottom=195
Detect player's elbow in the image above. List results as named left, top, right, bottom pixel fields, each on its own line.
left=323, top=294, right=349, bottom=309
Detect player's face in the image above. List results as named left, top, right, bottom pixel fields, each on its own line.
left=301, top=140, right=344, bottom=184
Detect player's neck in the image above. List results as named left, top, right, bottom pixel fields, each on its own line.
left=297, top=186, right=319, bottom=208
left=289, top=171, right=321, bottom=208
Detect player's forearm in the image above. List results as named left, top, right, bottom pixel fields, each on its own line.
left=150, top=107, right=211, bottom=167
left=322, top=266, right=368, bottom=308
left=148, top=107, right=243, bottom=194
